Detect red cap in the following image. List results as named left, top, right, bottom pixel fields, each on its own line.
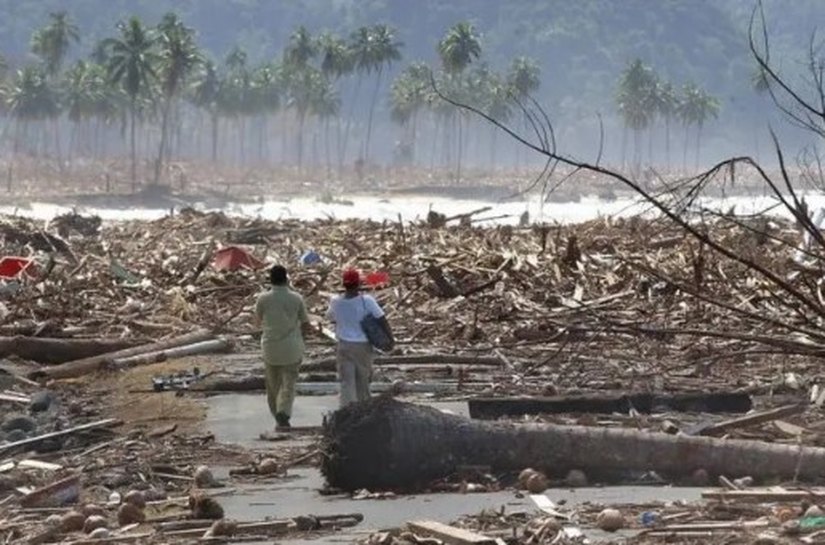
left=342, top=268, right=360, bottom=287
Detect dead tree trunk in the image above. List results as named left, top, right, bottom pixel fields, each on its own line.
left=0, top=336, right=139, bottom=365
left=322, top=398, right=825, bottom=491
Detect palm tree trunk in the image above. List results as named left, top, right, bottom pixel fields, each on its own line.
left=341, top=75, right=362, bottom=169
left=682, top=124, right=690, bottom=172
left=665, top=116, right=671, bottom=170
left=323, top=398, right=825, bottom=492
left=620, top=127, right=627, bottom=169
left=155, top=97, right=172, bottom=184
left=130, top=99, right=137, bottom=192
left=364, top=66, right=383, bottom=163
left=211, top=113, right=218, bottom=162
left=324, top=117, right=332, bottom=177
left=456, top=113, right=463, bottom=182
left=695, top=122, right=703, bottom=169
left=297, top=109, right=306, bottom=170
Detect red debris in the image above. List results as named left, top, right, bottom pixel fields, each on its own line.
left=212, top=246, right=264, bottom=272
left=0, top=256, right=37, bottom=279
left=364, top=271, right=390, bottom=288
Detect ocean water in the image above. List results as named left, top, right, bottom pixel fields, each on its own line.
left=1, top=191, right=823, bottom=225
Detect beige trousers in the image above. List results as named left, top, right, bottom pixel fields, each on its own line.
left=264, top=363, right=300, bottom=418
left=336, top=341, right=373, bottom=408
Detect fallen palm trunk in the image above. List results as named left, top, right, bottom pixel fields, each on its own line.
left=111, top=338, right=233, bottom=369
left=322, top=398, right=825, bottom=491
left=34, top=329, right=213, bottom=380
left=196, top=376, right=458, bottom=395
left=0, top=336, right=139, bottom=365
left=303, top=353, right=503, bottom=373
left=468, top=392, right=753, bottom=419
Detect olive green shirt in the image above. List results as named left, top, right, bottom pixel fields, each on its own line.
left=255, top=286, right=309, bottom=366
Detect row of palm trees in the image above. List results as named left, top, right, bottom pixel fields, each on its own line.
left=615, top=59, right=721, bottom=171
left=2, top=12, right=409, bottom=188
left=1, top=12, right=723, bottom=191
left=389, top=23, right=540, bottom=179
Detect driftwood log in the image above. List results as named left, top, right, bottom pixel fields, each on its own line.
left=468, top=392, right=753, bottom=419
left=0, top=336, right=139, bottom=365
left=34, top=329, right=214, bottom=380
left=322, top=398, right=825, bottom=491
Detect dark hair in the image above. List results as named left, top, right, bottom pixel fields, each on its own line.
left=269, top=265, right=288, bottom=285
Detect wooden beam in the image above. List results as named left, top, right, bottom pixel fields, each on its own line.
left=0, top=419, right=120, bottom=455
left=702, top=489, right=825, bottom=502
left=694, top=404, right=805, bottom=437
left=407, top=521, right=496, bottom=545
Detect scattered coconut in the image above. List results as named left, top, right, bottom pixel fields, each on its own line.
left=805, top=505, right=825, bottom=518
left=189, top=492, right=224, bottom=520
left=596, top=508, right=625, bottom=532
left=526, top=472, right=549, bottom=494
left=83, top=515, right=107, bottom=534
left=194, top=465, right=218, bottom=488
left=118, top=503, right=145, bottom=526
left=143, top=487, right=167, bottom=502
left=518, top=468, right=537, bottom=489
left=89, top=527, right=111, bottom=540
left=81, top=504, right=105, bottom=518
left=45, top=514, right=62, bottom=529
left=753, top=532, right=779, bottom=545
left=203, top=519, right=238, bottom=538
left=690, top=468, right=709, bottom=486
left=257, top=458, right=280, bottom=475
left=123, top=489, right=146, bottom=508
left=564, top=469, right=588, bottom=488
left=60, top=511, right=86, bottom=533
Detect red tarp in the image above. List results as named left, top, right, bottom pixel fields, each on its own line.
left=212, top=246, right=264, bottom=272
left=0, top=256, right=37, bottom=279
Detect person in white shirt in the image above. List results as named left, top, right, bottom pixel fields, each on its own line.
left=326, top=268, right=393, bottom=407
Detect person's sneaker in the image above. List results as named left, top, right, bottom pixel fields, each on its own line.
left=275, top=412, right=291, bottom=430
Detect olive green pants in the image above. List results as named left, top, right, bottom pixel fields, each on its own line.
left=264, top=363, right=300, bottom=419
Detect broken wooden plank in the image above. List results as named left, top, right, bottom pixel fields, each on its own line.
left=695, top=404, right=805, bottom=437
left=20, top=474, right=80, bottom=508
left=0, top=419, right=120, bottom=455
left=468, top=392, right=753, bottom=419
left=17, top=459, right=63, bottom=471
left=407, top=520, right=497, bottom=545
left=702, top=489, right=825, bottom=502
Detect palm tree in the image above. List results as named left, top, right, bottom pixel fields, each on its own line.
left=438, top=22, right=481, bottom=75
left=64, top=60, right=109, bottom=158
left=191, top=59, right=222, bottom=161
left=390, top=62, right=430, bottom=163
left=438, top=22, right=481, bottom=180
left=283, top=64, right=326, bottom=169
left=250, top=63, right=281, bottom=160
left=356, top=24, right=402, bottom=164
left=284, top=26, right=317, bottom=69
left=103, top=16, right=159, bottom=191
left=652, top=80, right=679, bottom=168
left=220, top=46, right=254, bottom=162
left=310, top=78, right=341, bottom=172
left=31, top=11, right=79, bottom=78
left=615, top=59, right=657, bottom=171
left=679, top=82, right=720, bottom=169
left=507, top=56, right=540, bottom=98
left=4, top=66, right=61, bottom=189
left=506, top=56, right=540, bottom=170
left=318, top=32, right=354, bottom=168
left=154, top=13, right=201, bottom=183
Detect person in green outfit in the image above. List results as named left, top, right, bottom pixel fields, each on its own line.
left=254, top=264, right=312, bottom=430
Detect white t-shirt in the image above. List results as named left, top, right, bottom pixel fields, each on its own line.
left=326, top=294, right=385, bottom=342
